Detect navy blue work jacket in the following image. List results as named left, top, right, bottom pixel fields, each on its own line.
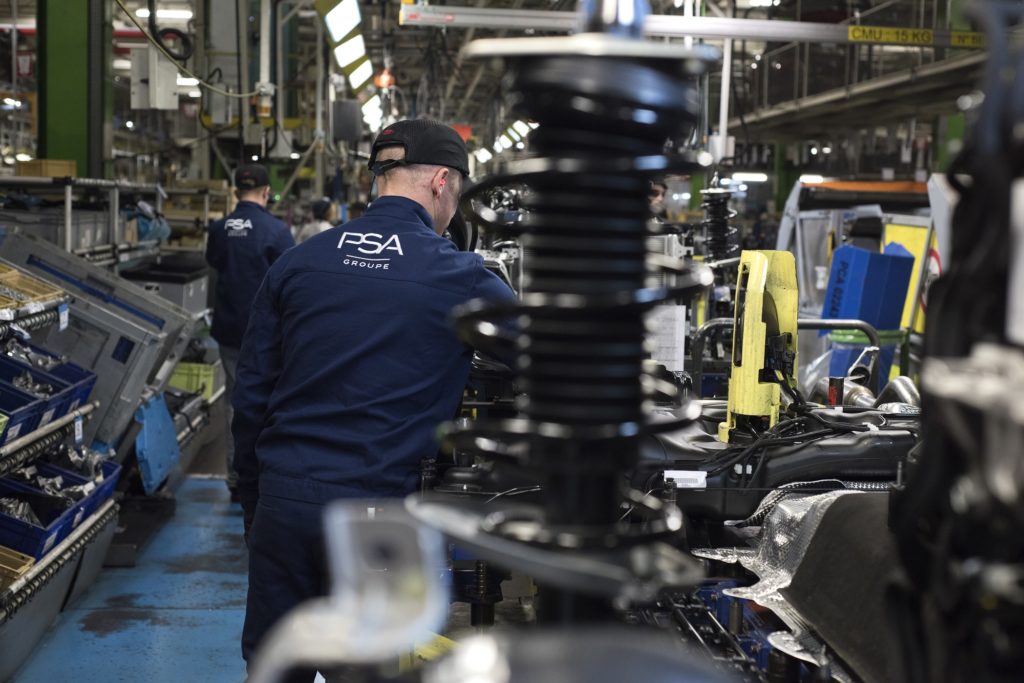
left=232, top=196, right=515, bottom=511
left=206, top=200, right=295, bottom=349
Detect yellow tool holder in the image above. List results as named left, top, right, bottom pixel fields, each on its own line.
left=718, top=250, right=799, bottom=443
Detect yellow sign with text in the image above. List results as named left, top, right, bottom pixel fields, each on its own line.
left=950, top=31, right=984, bottom=48
left=848, top=26, right=934, bottom=46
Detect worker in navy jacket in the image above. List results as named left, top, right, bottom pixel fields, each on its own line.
left=206, top=164, right=294, bottom=499
left=233, top=120, right=515, bottom=678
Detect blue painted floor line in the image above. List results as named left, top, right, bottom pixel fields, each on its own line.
left=15, top=477, right=249, bottom=683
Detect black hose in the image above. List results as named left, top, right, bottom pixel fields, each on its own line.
left=148, top=0, right=194, bottom=63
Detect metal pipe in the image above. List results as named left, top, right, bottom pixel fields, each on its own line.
left=315, top=18, right=325, bottom=194
left=716, top=38, right=732, bottom=162
left=10, top=0, right=16, bottom=105
left=110, top=187, right=121, bottom=243
left=275, top=1, right=286, bottom=152
left=64, top=184, right=73, bottom=252
left=237, top=0, right=251, bottom=150
left=797, top=318, right=881, bottom=393
left=874, top=375, right=920, bottom=407
left=260, top=0, right=272, bottom=89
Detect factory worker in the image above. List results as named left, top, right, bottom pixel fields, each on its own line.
left=205, top=163, right=295, bottom=500
left=295, top=198, right=335, bottom=243
left=232, top=119, right=515, bottom=680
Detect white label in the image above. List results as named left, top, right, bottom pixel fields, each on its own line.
left=664, top=469, right=707, bottom=489
left=70, top=399, right=80, bottom=411
left=40, top=408, right=55, bottom=426
left=74, top=416, right=83, bottom=445
left=73, top=508, right=84, bottom=528
left=42, top=533, right=55, bottom=553
left=58, top=303, right=69, bottom=331
left=6, top=423, right=22, bottom=442
left=647, top=305, right=688, bottom=373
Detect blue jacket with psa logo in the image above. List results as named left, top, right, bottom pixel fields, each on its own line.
left=206, top=200, right=295, bottom=349
left=232, top=195, right=516, bottom=511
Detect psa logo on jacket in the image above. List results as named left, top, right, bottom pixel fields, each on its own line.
left=338, top=232, right=404, bottom=270
left=225, top=218, right=253, bottom=236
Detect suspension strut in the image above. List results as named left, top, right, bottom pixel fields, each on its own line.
left=701, top=183, right=738, bottom=265
left=414, top=1, right=718, bottom=623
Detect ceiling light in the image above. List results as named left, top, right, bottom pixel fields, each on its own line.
left=810, top=146, right=818, bottom=155
left=290, top=152, right=301, bottom=160
left=323, top=0, right=361, bottom=43
left=136, top=8, right=194, bottom=20
left=347, top=60, right=374, bottom=92
left=2, top=156, right=14, bottom=165
left=251, top=155, right=259, bottom=161
left=177, top=76, right=199, bottom=87
left=125, top=120, right=135, bottom=130
left=499, top=134, right=513, bottom=149
left=732, top=172, right=768, bottom=183
left=112, top=58, right=132, bottom=71
left=513, top=121, right=530, bottom=137
left=774, top=62, right=782, bottom=70
left=528, top=122, right=539, bottom=129
left=374, top=68, right=396, bottom=89
left=362, top=95, right=382, bottom=116
left=15, top=153, right=32, bottom=162
left=188, top=90, right=201, bottom=98
left=475, top=149, right=493, bottom=163
left=333, top=34, right=366, bottom=68
left=755, top=54, right=761, bottom=61
left=2, top=97, right=21, bottom=108
left=751, top=62, right=758, bottom=70
left=493, top=144, right=503, bottom=154
left=507, top=128, right=522, bottom=142
left=822, top=146, right=832, bottom=154
left=748, top=0, right=774, bottom=6
left=515, top=142, right=525, bottom=150
left=799, top=174, right=825, bottom=184
left=681, top=192, right=691, bottom=201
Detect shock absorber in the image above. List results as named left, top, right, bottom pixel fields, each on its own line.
left=413, top=0, right=717, bottom=623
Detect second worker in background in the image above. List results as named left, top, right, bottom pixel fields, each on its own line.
left=205, top=164, right=295, bottom=500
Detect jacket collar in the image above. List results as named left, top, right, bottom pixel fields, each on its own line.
left=365, top=196, right=435, bottom=232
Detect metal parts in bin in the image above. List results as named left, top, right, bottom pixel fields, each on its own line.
left=133, top=394, right=180, bottom=495
left=0, top=230, right=196, bottom=390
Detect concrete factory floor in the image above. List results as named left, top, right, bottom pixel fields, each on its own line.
left=14, top=476, right=248, bottom=682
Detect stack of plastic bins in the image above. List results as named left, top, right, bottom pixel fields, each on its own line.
left=0, top=357, right=69, bottom=429
left=0, top=476, right=86, bottom=560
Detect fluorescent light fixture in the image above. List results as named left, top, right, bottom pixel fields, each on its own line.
left=810, top=146, right=818, bottom=155
left=2, top=156, right=13, bottom=165
left=748, top=0, right=774, bottom=6
left=125, top=120, right=135, bottom=130
left=136, top=8, right=194, bottom=20
left=333, top=34, right=366, bottom=68
left=2, top=97, right=21, bottom=108
left=499, top=134, right=513, bottom=149
left=516, top=142, right=525, bottom=150
left=324, top=0, right=361, bottom=43
left=475, top=149, right=493, bottom=163
left=507, top=128, right=522, bottom=142
left=719, top=177, right=733, bottom=185
left=347, top=60, right=374, bottom=92
left=14, top=153, right=32, bottom=162
left=732, top=172, right=768, bottom=183
left=361, top=94, right=381, bottom=115
left=513, top=121, right=530, bottom=137
left=112, top=58, right=132, bottom=71
left=822, top=146, right=833, bottom=154
left=188, top=90, right=201, bottom=98
left=800, top=174, right=825, bottom=184
left=177, top=76, right=199, bottom=86
left=528, top=122, right=539, bottom=129
left=290, top=152, right=301, bottom=160
left=251, top=155, right=259, bottom=161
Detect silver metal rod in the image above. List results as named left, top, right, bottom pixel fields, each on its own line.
left=716, top=39, right=732, bottom=162
left=399, top=6, right=979, bottom=48
left=0, top=402, right=98, bottom=457
left=276, top=1, right=286, bottom=153
left=315, top=18, right=325, bottom=193
left=64, top=184, right=73, bottom=252
left=10, top=0, right=16, bottom=105
left=110, top=187, right=120, bottom=243
left=237, top=0, right=251, bottom=149
left=260, top=0, right=272, bottom=88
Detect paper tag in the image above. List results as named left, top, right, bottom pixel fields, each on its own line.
left=6, top=423, right=22, bottom=442
left=42, top=533, right=56, bottom=554
left=40, top=408, right=55, bottom=426
left=58, top=303, right=69, bottom=331
left=664, top=469, right=708, bottom=489
left=73, top=508, right=84, bottom=528
left=74, top=416, right=83, bottom=445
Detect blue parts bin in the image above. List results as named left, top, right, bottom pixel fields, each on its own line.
left=821, top=245, right=915, bottom=388
left=0, top=384, right=43, bottom=444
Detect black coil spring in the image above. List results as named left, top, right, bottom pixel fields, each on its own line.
left=453, top=54, right=712, bottom=534
left=701, top=189, right=738, bottom=262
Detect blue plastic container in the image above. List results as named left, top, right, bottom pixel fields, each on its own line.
left=820, top=245, right=915, bottom=332
left=0, top=384, right=44, bottom=444
left=0, top=475, right=83, bottom=559
left=0, top=356, right=69, bottom=428
left=79, top=460, right=121, bottom=519
left=36, top=358, right=95, bottom=416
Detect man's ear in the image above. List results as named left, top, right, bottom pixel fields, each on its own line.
left=436, top=167, right=450, bottom=196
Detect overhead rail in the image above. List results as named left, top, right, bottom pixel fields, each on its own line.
left=399, top=6, right=984, bottom=49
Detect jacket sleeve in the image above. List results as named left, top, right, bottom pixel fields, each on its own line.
left=205, top=221, right=225, bottom=269
left=469, top=264, right=518, bottom=366
left=267, top=224, right=296, bottom=264
left=231, top=264, right=285, bottom=524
